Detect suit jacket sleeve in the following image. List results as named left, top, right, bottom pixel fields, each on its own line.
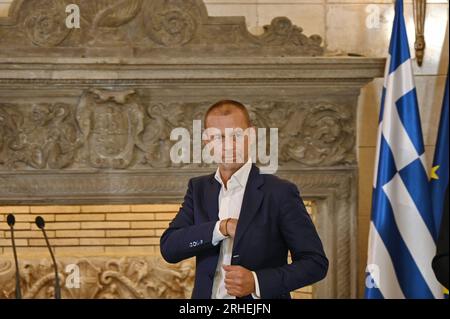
left=432, top=187, right=449, bottom=289
left=255, top=183, right=329, bottom=298
left=160, top=178, right=218, bottom=264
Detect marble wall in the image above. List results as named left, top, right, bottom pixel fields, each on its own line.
left=0, top=0, right=448, bottom=298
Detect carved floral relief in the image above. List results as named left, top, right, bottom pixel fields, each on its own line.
left=0, top=93, right=356, bottom=170
left=0, top=0, right=324, bottom=55
left=0, top=257, right=195, bottom=299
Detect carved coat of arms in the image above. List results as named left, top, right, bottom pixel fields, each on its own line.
left=76, top=89, right=144, bottom=169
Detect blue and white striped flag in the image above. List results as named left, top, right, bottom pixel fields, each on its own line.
left=365, top=0, right=442, bottom=299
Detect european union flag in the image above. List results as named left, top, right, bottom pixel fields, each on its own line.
left=430, top=72, right=449, bottom=237
left=430, top=71, right=449, bottom=297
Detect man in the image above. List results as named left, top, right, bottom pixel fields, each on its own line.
left=160, top=100, right=328, bottom=299
left=432, top=187, right=449, bottom=290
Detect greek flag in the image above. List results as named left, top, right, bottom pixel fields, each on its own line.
left=365, top=0, right=442, bottom=299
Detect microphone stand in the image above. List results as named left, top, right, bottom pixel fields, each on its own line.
left=7, top=214, right=22, bottom=299
left=35, top=216, right=61, bottom=299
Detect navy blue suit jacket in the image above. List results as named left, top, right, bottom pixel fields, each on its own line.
left=160, top=164, right=328, bottom=299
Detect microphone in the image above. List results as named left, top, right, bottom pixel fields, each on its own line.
left=35, top=216, right=61, bottom=299
left=7, top=214, right=22, bottom=299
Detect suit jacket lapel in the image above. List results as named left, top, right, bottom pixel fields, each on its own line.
left=233, top=164, right=264, bottom=251
left=205, top=174, right=221, bottom=222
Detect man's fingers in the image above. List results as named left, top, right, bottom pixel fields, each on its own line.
left=223, top=265, right=242, bottom=272
left=224, top=278, right=236, bottom=285
left=223, top=265, right=253, bottom=297
left=225, top=278, right=242, bottom=287
left=225, top=282, right=239, bottom=291
left=227, top=289, right=245, bottom=298
left=224, top=271, right=239, bottom=281
left=222, top=265, right=236, bottom=271
left=222, top=265, right=233, bottom=271
left=225, top=283, right=238, bottom=291
left=227, top=289, right=239, bottom=297
left=225, top=271, right=243, bottom=281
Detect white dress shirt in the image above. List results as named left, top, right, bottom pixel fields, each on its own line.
left=210, top=158, right=261, bottom=299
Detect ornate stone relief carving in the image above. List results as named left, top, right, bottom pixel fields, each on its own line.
left=143, top=0, right=201, bottom=47
left=0, top=257, right=195, bottom=299
left=248, top=101, right=355, bottom=167
left=0, top=0, right=324, bottom=56
left=23, top=0, right=73, bottom=47
left=259, top=17, right=323, bottom=56
left=86, top=0, right=143, bottom=29
left=0, top=102, right=81, bottom=169
left=0, top=93, right=355, bottom=171
left=76, top=89, right=145, bottom=169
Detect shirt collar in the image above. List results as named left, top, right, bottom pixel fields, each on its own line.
left=214, top=157, right=253, bottom=189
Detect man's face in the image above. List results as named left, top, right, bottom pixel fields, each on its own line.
left=204, top=109, right=253, bottom=172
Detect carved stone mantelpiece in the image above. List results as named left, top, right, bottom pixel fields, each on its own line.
left=0, top=0, right=386, bottom=298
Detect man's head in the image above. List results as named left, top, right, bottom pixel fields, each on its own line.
left=203, top=100, right=254, bottom=172
left=204, top=100, right=251, bottom=129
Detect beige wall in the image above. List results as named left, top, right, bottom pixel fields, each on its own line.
left=0, top=205, right=177, bottom=256
left=0, top=0, right=448, bottom=298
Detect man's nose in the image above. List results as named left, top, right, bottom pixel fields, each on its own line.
left=222, top=138, right=236, bottom=148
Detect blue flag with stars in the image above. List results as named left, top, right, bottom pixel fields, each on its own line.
left=430, top=71, right=449, bottom=297
left=430, top=72, right=449, bottom=237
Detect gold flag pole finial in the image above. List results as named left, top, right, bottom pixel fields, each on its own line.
left=413, top=0, right=427, bottom=66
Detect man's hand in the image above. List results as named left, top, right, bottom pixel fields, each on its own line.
left=220, top=218, right=238, bottom=238
left=223, top=265, right=255, bottom=297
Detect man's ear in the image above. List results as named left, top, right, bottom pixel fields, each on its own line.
left=202, top=129, right=211, bottom=147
